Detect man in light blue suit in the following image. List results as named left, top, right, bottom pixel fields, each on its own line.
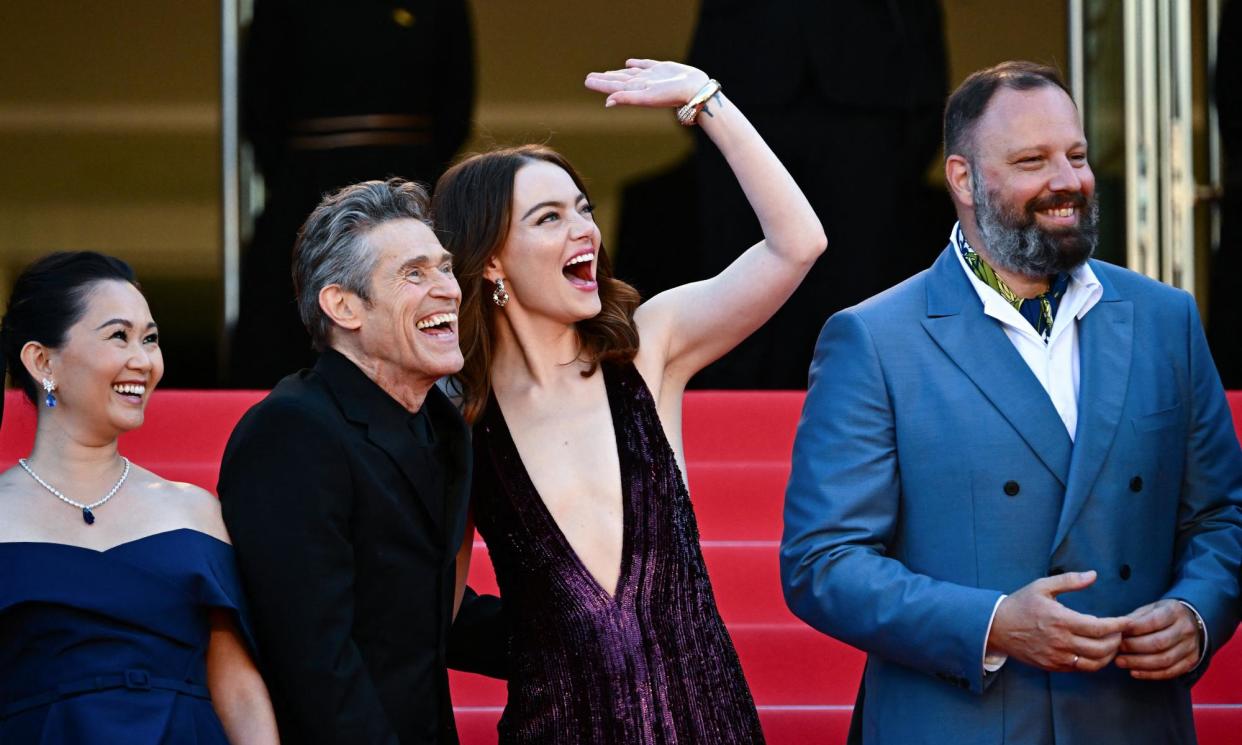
left=781, top=61, right=1242, bottom=745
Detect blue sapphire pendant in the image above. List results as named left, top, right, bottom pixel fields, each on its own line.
left=82, top=508, right=95, bottom=525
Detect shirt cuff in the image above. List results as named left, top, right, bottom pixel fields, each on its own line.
left=1177, top=600, right=1209, bottom=671
left=983, top=594, right=1008, bottom=673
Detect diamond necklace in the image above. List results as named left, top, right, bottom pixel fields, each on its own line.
left=17, top=456, right=131, bottom=525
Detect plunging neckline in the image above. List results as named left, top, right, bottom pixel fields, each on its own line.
left=486, top=364, right=634, bottom=603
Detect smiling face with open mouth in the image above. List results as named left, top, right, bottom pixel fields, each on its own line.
left=353, top=218, right=464, bottom=389
left=49, top=279, right=164, bottom=441
left=490, top=160, right=603, bottom=324
left=967, top=85, right=1098, bottom=275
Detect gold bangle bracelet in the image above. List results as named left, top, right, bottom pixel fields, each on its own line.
left=676, top=79, right=722, bottom=126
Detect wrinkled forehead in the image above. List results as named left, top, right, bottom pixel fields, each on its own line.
left=974, top=85, right=1085, bottom=158
left=367, top=218, right=450, bottom=265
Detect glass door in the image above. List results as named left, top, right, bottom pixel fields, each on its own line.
left=1074, top=0, right=1223, bottom=298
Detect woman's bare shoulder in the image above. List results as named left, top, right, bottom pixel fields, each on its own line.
left=133, top=465, right=231, bottom=544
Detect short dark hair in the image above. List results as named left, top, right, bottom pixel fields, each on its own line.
left=1, top=251, right=139, bottom=410
left=292, top=178, right=432, bottom=351
left=944, top=61, right=1072, bottom=158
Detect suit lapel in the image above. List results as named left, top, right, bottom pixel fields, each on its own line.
left=921, top=247, right=1073, bottom=486
left=1050, top=268, right=1134, bottom=553
left=316, top=350, right=445, bottom=535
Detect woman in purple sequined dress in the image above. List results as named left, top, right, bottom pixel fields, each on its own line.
left=433, top=58, right=827, bottom=743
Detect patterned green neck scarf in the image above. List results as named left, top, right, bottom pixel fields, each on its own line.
left=956, top=225, right=1069, bottom=342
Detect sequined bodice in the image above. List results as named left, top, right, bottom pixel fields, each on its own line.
left=472, top=362, right=764, bottom=744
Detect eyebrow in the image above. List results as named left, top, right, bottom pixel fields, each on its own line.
left=95, top=319, right=158, bottom=331
left=1007, top=139, right=1089, bottom=157
left=396, top=251, right=452, bottom=274
left=520, top=193, right=588, bottom=221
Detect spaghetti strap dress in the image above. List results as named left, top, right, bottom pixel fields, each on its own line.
left=0, top=528, right=256, bottom=744
left=472, top=361, right=765, bottom=744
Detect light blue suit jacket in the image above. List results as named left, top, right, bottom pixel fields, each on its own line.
left=781, top=246, right=1242, bottom=745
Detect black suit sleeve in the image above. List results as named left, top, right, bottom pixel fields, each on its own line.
left=219, top=399, right=399, bottom=745
left=447, top=587, right=508, bottom=678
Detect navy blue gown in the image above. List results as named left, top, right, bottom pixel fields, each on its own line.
left=0, top=529, right=255, bottom=744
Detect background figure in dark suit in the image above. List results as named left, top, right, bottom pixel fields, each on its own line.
left=1210, top=0, right=1241, bottom=388
left=687, top=0, right=949, bottom=388
left=219, top=180, right=504, bottom=744
left=231, top=0, right=474, bottom=387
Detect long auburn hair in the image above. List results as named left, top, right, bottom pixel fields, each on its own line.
left=432, top=145, right=641, bottom=423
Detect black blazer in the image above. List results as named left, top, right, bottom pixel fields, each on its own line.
left=219, top=350, right=504, bottom=745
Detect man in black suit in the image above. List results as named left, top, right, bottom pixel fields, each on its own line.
left=219, top=178, right=503, bottom=744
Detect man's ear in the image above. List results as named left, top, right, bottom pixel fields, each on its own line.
left=319, top=285, right=364, bottom=332
left=945, top=154, right=975, bottom=208
left=482, top=255, right=504, bottom=283
left=19, top=341, right=54, bottom=386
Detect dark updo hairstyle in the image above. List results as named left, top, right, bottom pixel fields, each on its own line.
left=1, top=251, right=139, bottom=421
left=432, top=145, right=642, bottom=424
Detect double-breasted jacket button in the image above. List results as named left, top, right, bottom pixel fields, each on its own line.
left=1119, top=564, right=1132, bottom=580
left=1130, top=476, right=1143, bottom=492
left=1003, top=480, right=1020, bottom=497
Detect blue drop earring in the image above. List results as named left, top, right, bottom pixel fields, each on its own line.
left=41, top=378, right=57, bottom=408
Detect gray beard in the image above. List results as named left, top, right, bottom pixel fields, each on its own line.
left=971, top=170, right=1099, bottom=276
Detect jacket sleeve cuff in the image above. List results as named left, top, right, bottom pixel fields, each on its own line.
left=982, top=594, right=1009, bottom=674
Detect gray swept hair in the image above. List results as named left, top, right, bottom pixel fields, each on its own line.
left=292, top=178, right=432, bottom=351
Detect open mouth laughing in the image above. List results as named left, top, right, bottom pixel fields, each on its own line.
left=112, top=382, right=147, bottom=405
left=562, top=250, right=597, bottom=290
left=415, top=312, right=458, bottom=338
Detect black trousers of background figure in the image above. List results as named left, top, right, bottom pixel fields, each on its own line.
left=689, top=97, right=948, bottom=390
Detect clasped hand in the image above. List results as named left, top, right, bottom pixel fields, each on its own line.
left=986, top=570, right=1201, bottom=680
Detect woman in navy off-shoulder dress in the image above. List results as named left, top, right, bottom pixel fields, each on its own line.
left=433, top=58, right=827, bottom=742
left=0, top=252, right=278, bottom=744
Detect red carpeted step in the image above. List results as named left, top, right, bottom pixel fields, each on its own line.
left=452, top=707, right=500, bottom=745
left=449, top=671, right=505, bottom=706
left=1195, top=639, right=1242, bottom=703
left=1192, top=705, right=1242, bottom=745
left=732, top=623, right=864, bottom=705
left=685, top=461, right=789, bottom=540
left=756, top=707, right=852, bottom=743
left=681, top=391, right=806, bottom=462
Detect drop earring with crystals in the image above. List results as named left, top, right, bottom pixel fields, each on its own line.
left=492, top=277, right=509, bottom=308
left=41, top=378, right=58, bottom=408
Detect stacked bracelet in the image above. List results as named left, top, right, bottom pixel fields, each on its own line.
left=676, top=79, right=722, bottom=126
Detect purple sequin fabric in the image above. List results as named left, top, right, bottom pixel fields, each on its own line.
left=473, top=362, right=765, bottom=744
